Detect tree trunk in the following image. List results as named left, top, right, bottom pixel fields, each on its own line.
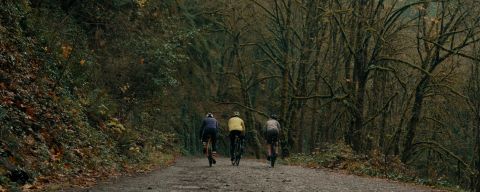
left=279, top=0, right=293, bottom=156
left=476, top=119, right=480, bottom=191
left=402, top=76, right=429, bottom=162
left=350, top=75, right=367, bottom=152
left=241, top=84, right=261, bottom=158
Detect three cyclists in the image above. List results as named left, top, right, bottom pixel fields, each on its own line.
left=199, top=112, right=281, bottom=166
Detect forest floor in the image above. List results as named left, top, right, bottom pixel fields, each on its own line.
left=63, top=157, right=447, bottom=192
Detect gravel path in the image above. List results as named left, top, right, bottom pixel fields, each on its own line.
left=71, top=157, right=445, bottom=192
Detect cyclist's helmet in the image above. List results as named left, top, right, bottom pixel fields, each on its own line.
left=233, top=111, right=240, bottom=117
left=206, top=113, right=213, bottom=118
left=270, top=114, right=278, bottom=119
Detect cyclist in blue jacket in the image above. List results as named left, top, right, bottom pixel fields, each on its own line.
left=199, top=113, right=219, bottom=163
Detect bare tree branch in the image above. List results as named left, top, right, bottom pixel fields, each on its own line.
left=363, top=92, right=398, bottom=126
left=246, top=75, right=282, bottom=91
left=214, top=100, right=269, bottom=118
left=420, top=37, right=480, bottom=62
left=377, top=58, right=432, bottom=75
left=412, top=141, right=475, bottom=176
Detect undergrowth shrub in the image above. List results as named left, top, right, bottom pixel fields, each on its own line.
left=285, top=142, right=460, bottom=189
left=285, top=141, right=414, bottom=181
left=1, top=1, right=181, bottom=190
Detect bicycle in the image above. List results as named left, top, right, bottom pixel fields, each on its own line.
left=232, top=135, right=243, bottom=166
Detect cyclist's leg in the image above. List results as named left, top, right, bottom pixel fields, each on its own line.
left=203, top=129, right=217, bottom=164
left=234, top=131, right=242, bottom=154
left=229, top=131, right=235, bottom=160
left=230, top=131, right=236, bottom=161
left=266, top=129, right=274, bottom=158
left=266, top=133, right=272, bottom=160
left=266, top=144, right=271, bottom=160
left=203, top=128, right=215, bottom=155
left=239, top=132, right=245, bottom=152
left=211, top=128, right=218, bottom=153
left=272, top=130, right=279, bottom=155
left=201, top=132, right=207, bottom=154
left=211, top=129, right=219, bottom=164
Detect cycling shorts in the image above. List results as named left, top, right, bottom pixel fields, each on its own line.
left=266, top=128, right=279, bottom=144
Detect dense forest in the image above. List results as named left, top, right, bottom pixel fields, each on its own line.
left=2, top=0, right=480, bottom=191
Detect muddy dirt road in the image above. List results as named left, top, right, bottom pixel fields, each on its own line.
left=75, top=157, right=443, bottom=192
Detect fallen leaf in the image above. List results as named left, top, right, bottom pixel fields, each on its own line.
left=8, top=156, right=17, bottom=165
left=21, top=184, right=38, bottom=190
left=25, top=135, right=35, bottom=145
left=26, top=107, right=35, bottom=117
left=61, top=44, right=73, bottom=59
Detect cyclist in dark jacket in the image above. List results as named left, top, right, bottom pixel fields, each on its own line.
left=200, top=113, right=219, bottom=163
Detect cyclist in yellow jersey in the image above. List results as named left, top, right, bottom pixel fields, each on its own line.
left=228, top=111, right=245, bottom=162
